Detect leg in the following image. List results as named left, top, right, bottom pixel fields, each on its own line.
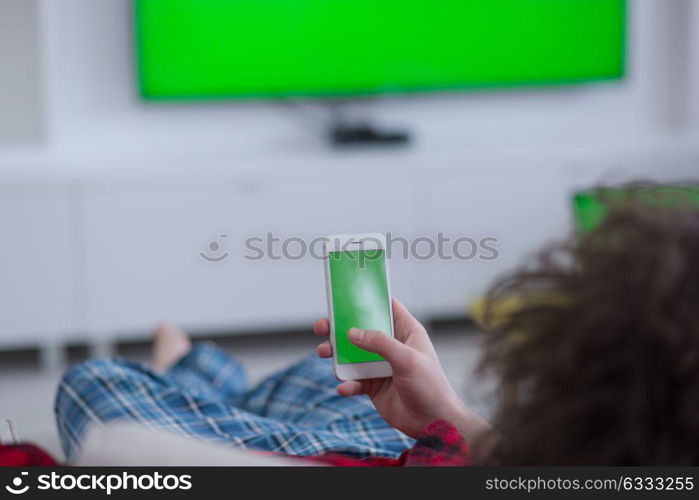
left=240, top=354, right=338, bottom=420
left=55, top=356, right=410, bottom=462
left=55, top=356, right=294, bottom=461
left=166, top=343, right=248, bottom=403
left=240, top=354, right=414, bottom=456
left=152, top=323, right=247, bottom=402
left=55, top=324, right=412, bottom=461
left=55, top=323, right=250, bottom=461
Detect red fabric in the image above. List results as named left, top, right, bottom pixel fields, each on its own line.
left=0, top=444, right=58, bottom=466
left=310, top=419, right=471, bottom=467
left=0, top=419, right=469, bottom=467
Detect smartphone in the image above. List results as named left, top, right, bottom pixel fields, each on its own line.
left=323, top=233, right=394, bottom=381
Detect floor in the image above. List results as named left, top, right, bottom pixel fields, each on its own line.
left=0, top=325, right=493, bottom=462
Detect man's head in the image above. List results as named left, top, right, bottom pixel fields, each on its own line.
left=480, top=189, right=699, bottom=465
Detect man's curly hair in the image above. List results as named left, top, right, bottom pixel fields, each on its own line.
left=478, top=187, right=699, bottom=465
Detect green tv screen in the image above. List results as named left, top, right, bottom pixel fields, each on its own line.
left=135, top=0, right=626, bottom=100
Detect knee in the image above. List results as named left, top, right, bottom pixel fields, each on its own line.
left=54, top=358, right=126, bottom=461
left=55, top=357, right=150, bottom=417
left=55, top=359, right=111, bottom=415
left=58, top=358, right=122, bottom=395
left=284, top=353, right=335, bottom=386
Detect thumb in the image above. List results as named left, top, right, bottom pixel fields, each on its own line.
left=348, top=328, right=416, bottom=372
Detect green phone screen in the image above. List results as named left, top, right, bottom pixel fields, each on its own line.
left=328, top=249, right=392, bottom=365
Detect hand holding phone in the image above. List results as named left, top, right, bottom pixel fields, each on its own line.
left=319, top=234, right=488, bottom=438
left=314, top=297, right=487, bottom=439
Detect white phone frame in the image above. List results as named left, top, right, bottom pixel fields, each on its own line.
left=323, top=232, right=394, bottom=381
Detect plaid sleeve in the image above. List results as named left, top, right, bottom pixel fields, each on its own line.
left=314, top=419, right=471, bottom=467
left=400, top=419, right=471, bottom=466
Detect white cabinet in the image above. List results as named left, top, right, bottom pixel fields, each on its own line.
left=82, top=175, right=424, bottom=337
left=236, top=178, right=423, bottom=325
left=83, top=181, right=258, bottom=335
left=426, top=171, right=572, bottom=314
left=0, top=184, right=76, bottom=346
left=0, top=164, right=579, bottom=349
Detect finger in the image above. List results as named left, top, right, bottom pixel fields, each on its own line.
left=391, top=297, right=431, bottom=349
left=313, top=318, right=330, bottom=337
left=391, top=297, right=422, bottom=339
left=316, top=341, right=332, bottom=358
left=348, top=328, right=416, bottom=372
left=336, top=380, right=372, bottom=397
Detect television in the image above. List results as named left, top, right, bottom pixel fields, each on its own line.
left=135, top=0, right=626, bottom=100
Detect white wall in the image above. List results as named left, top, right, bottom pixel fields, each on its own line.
left=26, top=0, right=680, bottom=166
left=0, top=0, right=43, bottom=144
left=687, top=1, right=699, bottom=130
left=0, top=1, right=698, bottom=352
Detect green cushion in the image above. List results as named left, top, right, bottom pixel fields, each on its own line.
left=573, top=185, right=699, bottom=233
